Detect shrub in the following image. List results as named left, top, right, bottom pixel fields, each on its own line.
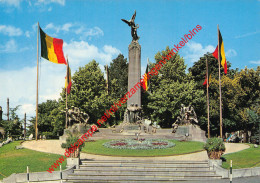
left=61, top=131, right=85, bottom=158
left=204, top=137, right=226, bottom=159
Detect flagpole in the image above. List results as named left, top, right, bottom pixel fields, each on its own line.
left=206, top=55, right=210, bottom=138
left=105, top=65, right=109, bottom=94
left=36, top=22, right=39, bottom=141
left=217, top=24, right=223, bottom=138
left=65, top=55, right=68, bottom=129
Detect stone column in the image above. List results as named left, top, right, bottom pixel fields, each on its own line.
left=7, top=98, right=9, bottom=121
left=127, top=41, right=141, bottom=123
left=127, top=41, right=141, bottom=107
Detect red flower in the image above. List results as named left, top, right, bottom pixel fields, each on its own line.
left=111, top=142, right=127, bottom=146
left=152, top=142, right=168, bottom=146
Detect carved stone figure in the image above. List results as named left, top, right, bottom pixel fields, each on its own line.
left=121, top=10, right=140, bottom=42
left=0, top=127, right=5, bottom=139
left=127, top=103, right=142, bottom=123
left=29, top=134, right=33, bottom=140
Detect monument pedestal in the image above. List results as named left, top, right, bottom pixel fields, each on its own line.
left=59, top=123, right=89, bottom=143
left=174, top=124, right=207, bottom=142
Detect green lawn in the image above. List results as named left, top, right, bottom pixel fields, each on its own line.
left=222, top=144, right=260, bottom=169
left=0, top=141, right=67, bottom=180
left=82, top=139, right=204, bottom=156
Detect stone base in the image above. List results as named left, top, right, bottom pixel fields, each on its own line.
left=59, top=123, right=90, bottom=143
left=174, top=124, right=207, bottom=142
left=67, top=158, right=80, bottom=169
left=121, top=124, right=142, bottom=135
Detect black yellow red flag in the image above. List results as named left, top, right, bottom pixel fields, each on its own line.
left=65, top=63, right=72, bottom=94
left=40, top=26, right=66, bottom=64
left=212, top=29, right=227, bottom=74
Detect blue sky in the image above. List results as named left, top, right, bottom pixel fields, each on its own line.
left=0, top=0, right=259, bottom=120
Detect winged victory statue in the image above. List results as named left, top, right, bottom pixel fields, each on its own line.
left=121, top=10, right=140, bottom=42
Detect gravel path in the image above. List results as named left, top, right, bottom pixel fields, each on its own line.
left=22, top=140, right=250, bottom=161
left=223, top=142, right=250, bottom=155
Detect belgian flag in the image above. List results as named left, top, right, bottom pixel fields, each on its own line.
left=203, top=74, right=212, bottom=87
left=212, top=29, right=227, bottom=74
left=40, top=27, right=66, bottom=64
left=65, top=62, right=72, bottom=94
left=142, top=64, right=150, bottom=92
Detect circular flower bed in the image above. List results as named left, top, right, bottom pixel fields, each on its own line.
left=103, top=139, right=175, bottom=150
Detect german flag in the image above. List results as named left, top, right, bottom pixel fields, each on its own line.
left=40, top=27, right=66, bottom=64
left=212, top=29, right=227, bottom=74
left=65, top=62, right=72, bottom=94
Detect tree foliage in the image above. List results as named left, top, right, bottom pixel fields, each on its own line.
left=27, top=45, right=259, bottom=141
left=61, top=60, right=115, bottom=126
left=0, top=106, right=23, bottom=138
left=143, top=47, right=205, bottom=128
left=27, top=100, right=64, bottom=138
left=189, top=53, right=259, bottom=136
left=108, top=54, right=128, bottom=99
left=107, top=54, right=128, bottom=122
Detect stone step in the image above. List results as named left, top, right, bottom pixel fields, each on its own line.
left=79, top=164, right=209, bottom=168
left=65, top=176, right=221, bottom=182
left=75, top=168, right=215, bottom=173
left=77, top=166, right=210, bottom=171
left=69, top=172, right=217, bottom=177
left=81, top=160, right=208, bottom=164
left=65, top=160, right=221, bottom=182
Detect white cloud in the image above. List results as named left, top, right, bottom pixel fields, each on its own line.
left=0, top=61, right=67, bottom=119
left=25, top=31, right=30, bottom=38
left=0, top=25, right=23, bottom=36
left=182, top=41, right=215, bottom=63
left=75, top=26, right=104, bottom=40
left=103, top=45, right=121, bottom=55
left=0, top=39, right=17, bottom=53
left=0, top=40, right=120, bottom=119
left=235, top=31, right=260, bottom=39
left=20, top=104, right=35, bottom=117
left=43, top=23, right=104, bottom=39
left=226, top=49, right=237, bottom=57
left=0, top=39, right=30, bottom=53
left=45, top=23, right=57, bottom=32
left=63, top=41, right=121, bottom=66
left=182, top=41, right=237, bottom=64
left=61, top=23, right=72, bottom=31
left=249, top=60, right=260, bottom=65
left=45, top=22, right=73, bottom=33
left=36, top=0, right=65, bottom=6
left=0, top=0, right=22, bottom=7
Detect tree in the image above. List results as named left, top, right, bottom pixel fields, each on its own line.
left=27, top=100, right=64, bottom=138
left=108, top=54, right=128, bottom=122
left=198, top=66, right=260, bottom=136
left=38, top=100, right=59, bottom=134
left=0, top=106, right=23, bottom=138
left=61, top=60, right=115, bottom=126
left=188, top=52, right=232, bottom=90
left=108, top=54, right=128, bottom=98
left=144, top=47, right=205, bottom=128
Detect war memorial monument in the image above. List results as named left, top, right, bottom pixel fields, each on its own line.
left=58, top=10, right=207, bottom=143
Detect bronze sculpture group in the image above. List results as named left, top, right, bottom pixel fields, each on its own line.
left=67, top=106, right=89, bottom=127
left=172, top=104, right=198, bottom=133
